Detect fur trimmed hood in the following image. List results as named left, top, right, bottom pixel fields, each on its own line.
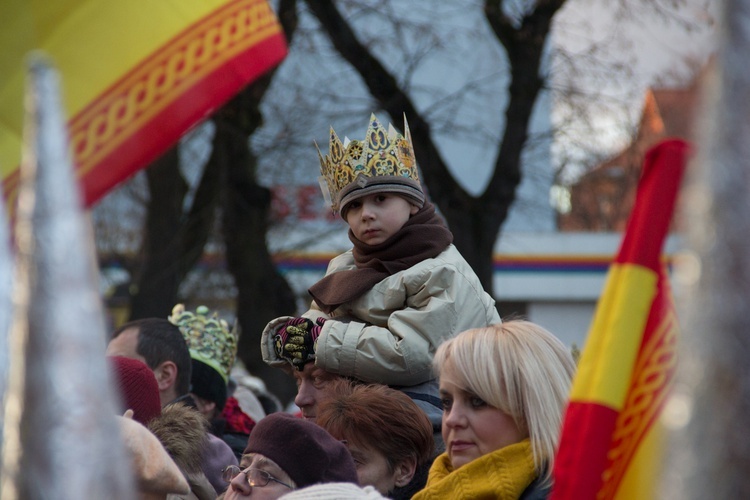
left=149, top=402, right=209, bottom=476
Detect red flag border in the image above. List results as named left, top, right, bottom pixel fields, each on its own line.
left=3, top=0, right=287, bottom=209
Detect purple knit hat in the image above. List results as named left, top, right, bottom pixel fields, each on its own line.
left=109, top=355, right=161, bottom=425
left=243, top=412, right=357, bottom=489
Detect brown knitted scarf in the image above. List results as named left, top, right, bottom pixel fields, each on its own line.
left=309, top=202, right=453, bottom=313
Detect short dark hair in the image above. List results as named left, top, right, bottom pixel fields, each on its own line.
left=317, top=380, right=434, bottom=471
left=112, top=318, right=192, bottom=396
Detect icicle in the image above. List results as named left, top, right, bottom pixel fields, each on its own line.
left=0, top=54, right=135, bottom=499
left=665, top=1, right=750, bottom=497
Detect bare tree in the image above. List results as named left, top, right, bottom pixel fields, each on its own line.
left=128, top=143, right=221, bottom=319
left=302, top=0, right=564, bottom=293
left=216, top=67, right=300, bottom=404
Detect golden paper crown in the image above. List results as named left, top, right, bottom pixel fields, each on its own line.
left=316, top=113, right=424, bottom=215
left=168, top=304, right=238, bottom=384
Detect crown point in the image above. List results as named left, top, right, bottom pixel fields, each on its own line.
left=318, top=113, right=421, bottom=214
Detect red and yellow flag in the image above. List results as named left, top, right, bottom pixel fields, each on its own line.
left=551, top=139, right=690, bottom=500
left=1, top=0, right=287, bottom=214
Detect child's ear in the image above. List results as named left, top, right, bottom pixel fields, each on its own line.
left=409, top=204, right=419, bottom=215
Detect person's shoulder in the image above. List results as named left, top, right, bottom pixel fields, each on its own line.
left=410, top=245, right=473, bottom=273
left=438, top=244, right=469, bottom=263
left=519, top=476, right=551, bottom=500
left=327, top=249, right=355, bottom=270
left=408, top=245, right=491, bottom=298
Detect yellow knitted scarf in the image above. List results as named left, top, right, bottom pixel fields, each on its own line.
left=413, top=439, right=538, bottom=500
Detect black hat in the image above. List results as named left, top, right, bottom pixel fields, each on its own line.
left=190, top=359, right=227, bottom=411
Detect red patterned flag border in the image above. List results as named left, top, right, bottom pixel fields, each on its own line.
left=3, top=0, right=287, bottom=212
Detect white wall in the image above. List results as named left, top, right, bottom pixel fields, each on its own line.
left=527, top=301, right=597, bottom=350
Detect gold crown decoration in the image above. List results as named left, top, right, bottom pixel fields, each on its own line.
left=316, top=113, right=425, bottom=215
left=168, top=304, right=238, bottom=384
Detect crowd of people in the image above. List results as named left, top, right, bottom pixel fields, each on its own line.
left=106, top=114, right=578, bottom=499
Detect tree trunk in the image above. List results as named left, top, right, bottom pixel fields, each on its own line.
left=129, top=147, right=187, bottom=319
left=129, top=139, right=222, bottom=320
left=218, top=0, right=301, bottom=405
left=215, top=105, right=298, bottom=405
left=129, top=0, right=301, bottom=405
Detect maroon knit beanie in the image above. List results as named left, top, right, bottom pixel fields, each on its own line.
left=108, top=356, right=161, bottom=425
left=243, top=412, right=358, bottom=488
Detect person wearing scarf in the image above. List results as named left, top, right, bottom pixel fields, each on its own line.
left=260, top=114, right=501, bottom=435
left=413, top=321, right=576, bottom=499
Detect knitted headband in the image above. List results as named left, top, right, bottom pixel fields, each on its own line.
left=243, top=413, right=358, bottom=489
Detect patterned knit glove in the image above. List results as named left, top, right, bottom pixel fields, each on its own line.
left=274, top=317, right=326, bottom=370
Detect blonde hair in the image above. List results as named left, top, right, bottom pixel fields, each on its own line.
left=433, top=320, right=575, bottom=485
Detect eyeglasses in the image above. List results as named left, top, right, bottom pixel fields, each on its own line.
left=222, top=465, right=294, bottom=490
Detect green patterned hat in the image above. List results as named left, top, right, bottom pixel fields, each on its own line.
left=168, top=304, right=238, bottom=384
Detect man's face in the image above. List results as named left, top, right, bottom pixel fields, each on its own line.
left=292, top=363, right=340, bottom=422
left=105, top=327, right=145, bottom=363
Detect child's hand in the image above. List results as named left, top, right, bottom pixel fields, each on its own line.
left=274, top=317, right=326, bottom=370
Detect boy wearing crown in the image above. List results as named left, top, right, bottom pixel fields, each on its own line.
left=260, top=114, right=500, bottom=429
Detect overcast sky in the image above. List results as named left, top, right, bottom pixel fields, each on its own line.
left=552, top=0, right=717, bottom=157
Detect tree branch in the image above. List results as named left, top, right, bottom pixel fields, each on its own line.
left=303, top=0, right=471, bottom=208
left=483, top=0, right=566, bottom=207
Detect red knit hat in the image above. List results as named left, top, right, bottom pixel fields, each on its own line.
left=108, top=356, right=161, bottom=425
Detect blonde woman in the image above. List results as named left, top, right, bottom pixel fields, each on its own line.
left=413, top=320, right=576, bottom=499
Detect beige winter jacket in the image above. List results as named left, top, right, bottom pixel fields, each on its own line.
left=262, top=244, right=500, bottom=386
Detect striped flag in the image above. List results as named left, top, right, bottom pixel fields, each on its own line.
left=551, top=138, right=690, bottom=500
left=1, top=0, right=287, bottom=215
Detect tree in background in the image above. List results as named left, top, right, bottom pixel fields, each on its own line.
left=94, top=0, right=712, bottom=403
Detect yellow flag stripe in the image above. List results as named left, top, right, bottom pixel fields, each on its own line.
left=569, top=263, right=657, bottom=409
left=600, top=287, right=677, bottom=496
left=1, top=0, right=240, bottom=179
left=70, top=1, right=281, bottom=179
left=611, top=421, right=665, bottom=500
